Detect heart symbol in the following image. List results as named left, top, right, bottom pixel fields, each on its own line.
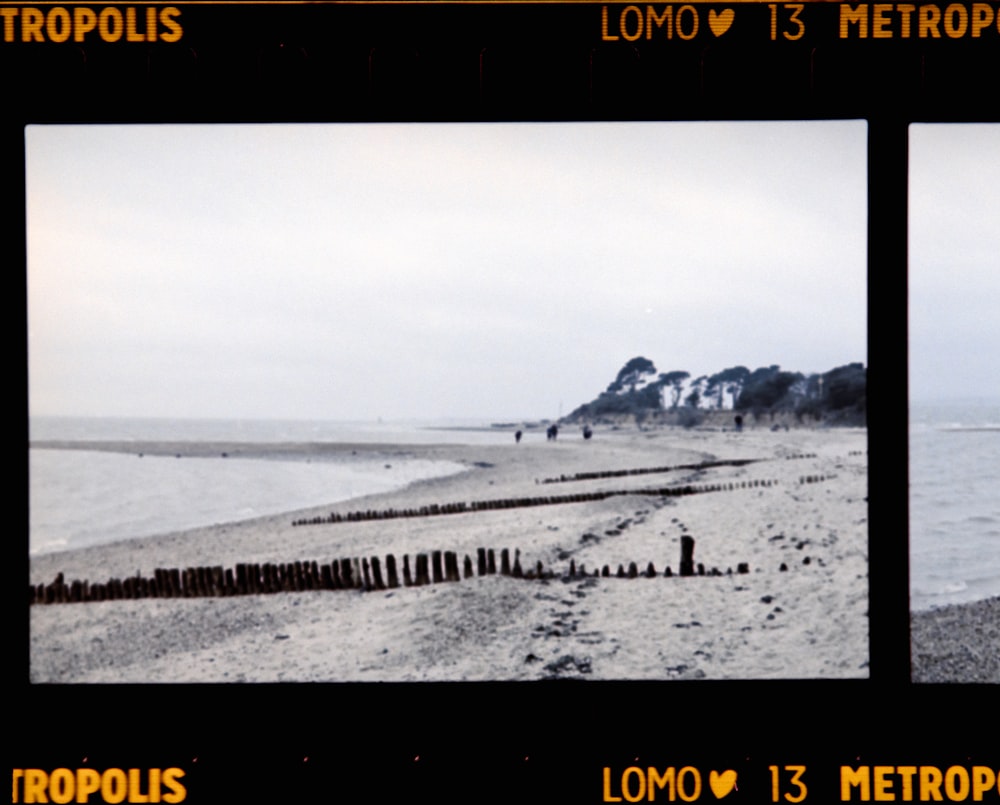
left=708, top=9, right=735, bottom=36
left=710, top=770, right=738, bottom=799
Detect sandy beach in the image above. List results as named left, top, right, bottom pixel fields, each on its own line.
left=30, top=424, right=869, bottom=683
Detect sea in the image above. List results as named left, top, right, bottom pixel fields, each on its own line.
left=28, top=416, right=514, bottom=557
left=909, top=399, right=1000, bottom=611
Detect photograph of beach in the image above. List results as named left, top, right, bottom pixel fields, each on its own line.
left=27, top=121, right=868, bottom=683
left=908, top=123, right=1000, bottom=684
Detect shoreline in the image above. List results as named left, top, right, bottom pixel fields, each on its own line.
left=30, top=426, right=870, bottom=682
left=29, top=441, right=477, bottom=558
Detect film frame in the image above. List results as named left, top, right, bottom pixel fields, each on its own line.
left=8, top=0, right=999, bottom=800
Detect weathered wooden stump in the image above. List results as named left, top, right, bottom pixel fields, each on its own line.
left=415, top=553, right=431, bottom=586
left=386, top=555, right=400, bottom=588
left=680, top=535, right=695, bottom=577
left=263, top=563, right=278, bottom=593
left=477, top=547, right=487, bottom=576
left=340, top=558, right=354, bottom=589
left=235, top=565, right=248, bottom=595
left=501, top=548, right=511, bottom=576
left=445, top=551, right=460, bottom=582
left=432, top=550, right=444, bottom=583
left=371, top=557, right=386, bottom=590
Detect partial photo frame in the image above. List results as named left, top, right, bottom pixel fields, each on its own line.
left=908, top=122, right=1000, bottom=684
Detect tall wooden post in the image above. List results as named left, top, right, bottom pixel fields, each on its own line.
left=680, top=536, right=695, bottom=577
left=386, top=554, right=400, bottom=588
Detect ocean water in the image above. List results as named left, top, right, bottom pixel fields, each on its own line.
left=28, top=416, right=512, bottom=556
left=909, top=400, right=1000, bottom=611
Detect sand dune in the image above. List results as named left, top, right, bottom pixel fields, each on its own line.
left=29, top=424, right=869, bottom=682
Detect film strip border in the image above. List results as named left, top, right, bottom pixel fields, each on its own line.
left=3, top=1, right=998, bottom=118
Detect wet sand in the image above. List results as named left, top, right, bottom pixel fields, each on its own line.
left=30, top=424, right=869, bottom=682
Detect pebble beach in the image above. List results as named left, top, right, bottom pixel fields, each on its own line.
left=911, top=596, right=1000, bottom=683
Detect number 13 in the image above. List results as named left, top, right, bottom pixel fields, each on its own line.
left=769, top=765, right=808, bottom=803
left=769, top=4, right=805, bottom=40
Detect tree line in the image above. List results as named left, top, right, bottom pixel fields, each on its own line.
left=564, top=357, right=866, bottom=426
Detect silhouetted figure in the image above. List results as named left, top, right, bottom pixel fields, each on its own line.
left=515, top=430, right=522, bottom=443
left=734, top=414, right=743, bottom=432
left=582, top=425, right=593, bottom=440
left=547, top=424, right=559, bottom=441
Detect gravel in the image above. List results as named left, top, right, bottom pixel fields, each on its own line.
left=910, top=596, right=1000, bottom=683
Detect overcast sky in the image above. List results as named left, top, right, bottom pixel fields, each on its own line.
left=909, top=123, right=1000, bottom=403
left=27, top=121, right=868, bottom=422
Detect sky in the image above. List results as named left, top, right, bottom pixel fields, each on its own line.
left=27, top=121, right=868, bottom=422
left=909, top=123, right=1000, bottom=404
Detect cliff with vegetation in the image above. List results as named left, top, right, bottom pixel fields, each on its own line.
left=562, top=357, right=866, bottom=428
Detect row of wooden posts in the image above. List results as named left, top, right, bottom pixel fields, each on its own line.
left=537, top=453, right=818, bottom=484
left=538, top=458, right=761, bottom=484
left=29, top=538, right=748, bottom=606
left=290, top=476, right=808, bottom=527
left=799, top=474, right=835, bottom=484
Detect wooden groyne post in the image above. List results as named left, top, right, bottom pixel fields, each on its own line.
left=31, top=536, right=754, bottom=605
left=680, top=535, right=695, bottom=577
